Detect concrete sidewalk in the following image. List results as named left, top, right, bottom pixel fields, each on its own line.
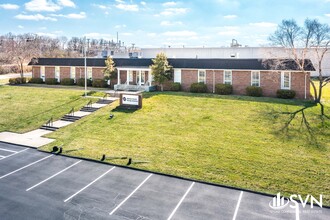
left=0, top=97, right=118, bottom=148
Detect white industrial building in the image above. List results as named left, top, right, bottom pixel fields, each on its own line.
left=139, top=47, right=330, bottom=77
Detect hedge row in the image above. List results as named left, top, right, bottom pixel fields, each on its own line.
left=9, top=77, right=27, bottom=85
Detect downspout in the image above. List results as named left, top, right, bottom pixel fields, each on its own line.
left=213, top=70, right=215, bottom=93
left=304, top=72, right=307, bottom=100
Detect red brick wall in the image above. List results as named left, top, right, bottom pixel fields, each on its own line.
left=32, top=67, right=40, bottom=78
left=60, top=67, right=70, bottom=79
left=45, top=67, right=55, bottom=79
left=232, top=71, right=251, bottom=95
left=92, top=68, right=104, bottom=79
left=291, top=72, right=310, bottom=99
left=181, top=69, right=198, bottom=91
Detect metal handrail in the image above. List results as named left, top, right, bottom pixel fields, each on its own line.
left=86, top=100, right=92, bottom=108
left=45, top=117, right=53, bottom=127
left=68, top=107, right=74, bottom=116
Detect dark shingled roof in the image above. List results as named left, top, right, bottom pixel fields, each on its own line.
left=28, top=58, right=315, bottom=71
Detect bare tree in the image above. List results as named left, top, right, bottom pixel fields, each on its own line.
left=2, top=33, right=41, bottom=80
left=268, top=19, right=330, bottom=143
left=269, top=19, right=330, bottom=118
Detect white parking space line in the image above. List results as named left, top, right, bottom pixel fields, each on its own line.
left=0, top=155, right=5, bottom=158
left=0, top=154, right=53, bottom=180
left=109, top=173, right=153, bottom=216
left=167, top=182, right=195, bottom=220
left=0, top=148, right=28, bottom=161
left=0, top=148, right=17, bottom=153
left=64, top=166, right=116, bottom=203
left=232, top=191, right=243, bottom=220
left=26, top=160, right=82, bottom=192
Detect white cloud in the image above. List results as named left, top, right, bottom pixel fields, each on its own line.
left=325, top=14, right=330, bottom=17
left=51, top=12, right=86, bottom=19
left=25, top=0, right=61, bottom=12
left=84, top=33, right=113, bottom=40
left=217, top=26, right=240, bottom=36
left=223, top=14, right=237, bottom=19
left=140, top=1, right=146, bottom=6
left=92, top=3, right=109, bottom=10
left=115, top=24, right=127, bottom=28
left=15, top=13, right=57, bottom=21
left=160, top=7, right=188, bottom=16
left=115, top=3, right=139, bottom=11
left=0, top=4, right=19, bottom=10
left=122, top=32, right=132, bottom=36
left=162, top=1, right=177, bottom=7
left=147, top=33, right=157, bottom=37
left=36, top=32, right=57, bottom=38
left=249, top=22, right=277, bottom=28
left=57, top=0, right=75, bottom=8
left=163, top=31, right=197, bottom=37
left=160, top=21, right=183, bottom=26
left=18, top=25, right=24, bottom=29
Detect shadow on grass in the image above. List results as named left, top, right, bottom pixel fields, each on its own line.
left=143, top=91, right=315, bottom=107
left=111, top=106, right=139, bottom=113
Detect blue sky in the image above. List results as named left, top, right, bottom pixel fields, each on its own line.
left=0, top=0, right=330, bottom=48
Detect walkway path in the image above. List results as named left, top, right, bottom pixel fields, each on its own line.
left=0, top=97, right=118, bottom=148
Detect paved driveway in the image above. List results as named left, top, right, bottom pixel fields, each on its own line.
left=0, top=142, right=328, bottom=220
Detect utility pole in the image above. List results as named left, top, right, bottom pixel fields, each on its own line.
left=84, top=37, right=87, bottom=97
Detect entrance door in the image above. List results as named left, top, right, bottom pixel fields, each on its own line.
left=136, top=71, right=145, bottom=85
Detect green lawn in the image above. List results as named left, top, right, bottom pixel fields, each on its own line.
left=0, top=85, right=95, bottom=133
left=41, top=92, right=330, bottom=205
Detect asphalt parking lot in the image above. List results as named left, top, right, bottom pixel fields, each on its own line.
left=0, top=142, right=328, bottom=220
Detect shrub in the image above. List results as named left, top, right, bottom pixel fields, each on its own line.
left=92, top=79, right=107, bottom=88
left=77, top=78, right=92, bottom=87
left=169, top=82, right=181, bottom=91
left=215, top=83, right=233, bottom=95
left=190, top=82, right=208, bottom=93
left=276, top=89, right=296, bottom=99
left=9, top=77, right=26, bottom=85
left=28, top=78, right=44, bottom=84
left=60, top=78, right=75, bottom=86
left=246, top=86, right=263, bottom=97
left=45, top=78, right=58, bottom=85
left=0, top=66, right=10, bottom=75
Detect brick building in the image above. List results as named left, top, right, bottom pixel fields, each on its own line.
left=29, top=58, right=314, bottom=99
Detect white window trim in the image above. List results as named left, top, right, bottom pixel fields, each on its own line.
left=198, top=69, right=206, bottom=83
left=281, top=71, right=291, bottom=90
left=55, top=66, right=60, bottom=81
left=224, top=70, right=232, bottom=85
left=251, top=71, right=260, bottom=87
left=87, top=67, right=93, bottom=79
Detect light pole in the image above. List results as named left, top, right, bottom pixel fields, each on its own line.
left=84, top=37, right=87, bottom=97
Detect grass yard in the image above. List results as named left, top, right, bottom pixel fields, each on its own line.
left=41, top=92, right=330, bottom=205
left=0, top=85, right=95, bottom=133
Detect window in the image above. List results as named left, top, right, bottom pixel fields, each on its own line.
left=55, top=66, right=60, bottom=81
left=129, top=71, right=133, bottom=82
left=224, top=70, right=232, bottom=85
left=281, top=71, right=291, bottom=89
left=198, top=70, right=206, bottom=83
left=70, top=67, right=76, bottom=80
left=40, top=66, right=45, bottom=81
left=87, top=67, right=92, bottom=79
left=251, top=71, right=260, bottom=87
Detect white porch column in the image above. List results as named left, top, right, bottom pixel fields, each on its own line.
left=139, top=70, right=142, bottom=86
left=117, top=69, right=120, bottom=85
left=127, top=70, right=130, bottom=85
left=149, top=70, right=152, bottom=86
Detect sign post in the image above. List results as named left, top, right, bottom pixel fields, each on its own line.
left=119, top=93, right=142, bottom=109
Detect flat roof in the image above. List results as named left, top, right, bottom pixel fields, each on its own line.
left=28, top=58, right=315, bottom=71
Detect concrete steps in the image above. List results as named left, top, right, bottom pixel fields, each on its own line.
left=80, top=106, right=98, bottom=112
left=61, top=115, right=81, bottom=122
left=40, top=125, right=59, bottom=131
